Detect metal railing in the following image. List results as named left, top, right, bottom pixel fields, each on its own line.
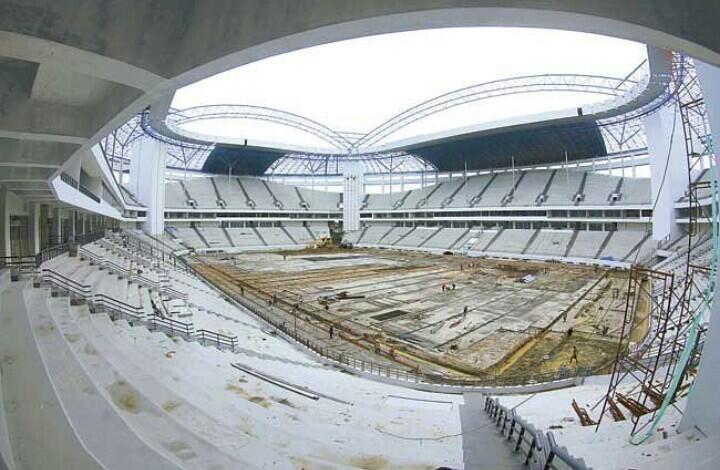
left=196, top=329, right=238, bottom=350
left=485, top=397, right=590, bottom=470
left=60, top=172, right=101, bottom=203
left=93, top=293, right=144, bottom=322
left=146, top=315, right=194, bottom=339
left=37, top=231, right=106, bottom=266
left=0, top=255, right=37, bottom=271
left=40, top=268, right=93, bottom=298
left=35, top=249, right=237, bottom=353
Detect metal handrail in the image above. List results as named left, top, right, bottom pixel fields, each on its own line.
left=196, top=329, right=238, bottom=350
left=40, top=269, right=93, bottom=298
left=484, top=397, right=590, bottom=470
left=146, top=314, right=194, bottom=339
left=0, top=255, right=37, bottom=271
left=93, top=293, right=144, bottom=321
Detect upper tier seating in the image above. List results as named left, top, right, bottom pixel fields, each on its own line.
left=167, top=177, right=343, bottom=211
left=361, top=171, right=651, bottom=211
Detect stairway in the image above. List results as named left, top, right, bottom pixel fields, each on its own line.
left=235, top=178, right=255, bottom=208
left=448, top=228, right=471, bottom=250
left=470, top=174, right=498, bottom=207
left=221, top=226, right=235, bottom=247
left=460, top=393, right=525, bottom=469
left=252, top=226, right=267, bottom=246
left=209, top=178, right=226, bottom=207
left=280, top=225, right=297, bottom=244
left=418, top=227, right=443, bottom=248
left=536, top=170, right=557, bottom=206
left=441, top=180, right=467, bottom=208
left=355, top=225, right=370, bottom=245
left=193, top=226, right=211, bottom=248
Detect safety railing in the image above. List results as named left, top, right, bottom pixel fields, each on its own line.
left=196, top=329, right=238, bottom=351
left=118, top=230, right=196, bottom=276
left=146, top=314, right=194, bottom=339
left=160, top=285, right=188, bottom=301
left=104, top=260, right=131, bottom=277
left=40, top=268, right=93, bottom=299
left=0, top=255, right=37, bottom=272
left=485, top=397, right=590, bottom=470
left=37, top=231, right=106, bottom=266
left=78, top=184, right=101, bottom=203
left=92, top=293, right=144, bottom=322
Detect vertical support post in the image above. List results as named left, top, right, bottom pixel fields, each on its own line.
left=0, top=187, right=10, bottom=257
left=680, top=60, right=720, bottom=436
left=343, top=162, right=364, bottom=232
left=643, top=104, right=687, bottom=240
left=52, top=207, right=62, bottom=244
left=27, top=202, right=40, bottom=255
left=131, top=137, right=166, bottom=236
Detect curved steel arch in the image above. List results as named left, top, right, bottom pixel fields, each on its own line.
left=350, top=72, right=647, bottom=151
left=165, top=104, right=353, bottom=150
left=152, top=70, right=655, bottom=157
left=118, top=57, right=691, bottom=175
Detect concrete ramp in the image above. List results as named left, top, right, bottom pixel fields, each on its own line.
left=460, top=393, right=525, bottom=470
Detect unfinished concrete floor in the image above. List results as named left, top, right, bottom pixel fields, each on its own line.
left=192, top=248, right=639, bottom=383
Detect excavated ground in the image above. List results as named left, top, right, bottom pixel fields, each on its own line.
left=190, top=248, right=643, bottom=382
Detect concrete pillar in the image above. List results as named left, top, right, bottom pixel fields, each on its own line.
left=130, top=137, right=166, bottom=236
left=343, top=163, right=364, bottom=232
left=643, top=104, right=688, bottom=241
left=680, top=60, right=720, bottom=436
left=69, top=210, right=76, bottom=241
left=27, top=202, right=40, bottom=255
left=0, top=187, right=10, bottom=257
left=52, top=207, right=62, bottom=244
left=39, top=204, right=48, bottom=249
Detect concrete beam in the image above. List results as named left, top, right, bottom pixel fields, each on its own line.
left=0, top=31, right=165, bottom=91
left=0, top=166, right=55, bottom=181
left=0, top=138, right=79, bottom=166
left=0, top=99, right=92, bottom=143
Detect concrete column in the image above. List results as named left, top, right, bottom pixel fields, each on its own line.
left=69, top=210, right=76, bottom=241
left=643, top=105, right=688, bottom=240
left=131, top=137, right=166, bottom=236
left=27, top=202, right=40, bottom=255
left=52, top=207, right=62, bottom=244
left=0, top=187, right=10, bottom=257
left=39, top=204, right=48, bottom=249
left=680, top=60, right=720, bottom=436
left=343, top=163, right=364, bottom=232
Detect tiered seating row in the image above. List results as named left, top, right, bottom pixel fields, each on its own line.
left=352, top=224, right=657, bottom=265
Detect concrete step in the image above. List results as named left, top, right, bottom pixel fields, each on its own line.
left=0, top=284, right=102, bottom=470
left=63, top=305, right=264, bottom=469
left=22, top=286, right=180, bottom=469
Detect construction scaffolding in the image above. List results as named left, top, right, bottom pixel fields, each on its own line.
left=592, top=57, right=718, bottom=441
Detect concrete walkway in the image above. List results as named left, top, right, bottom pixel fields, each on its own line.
left=0, top=284, right=102, bottom=470
left=460, top=393, right=525, bottom=470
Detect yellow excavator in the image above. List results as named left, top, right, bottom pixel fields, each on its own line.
left=307, top=235, right=333, bottom=249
